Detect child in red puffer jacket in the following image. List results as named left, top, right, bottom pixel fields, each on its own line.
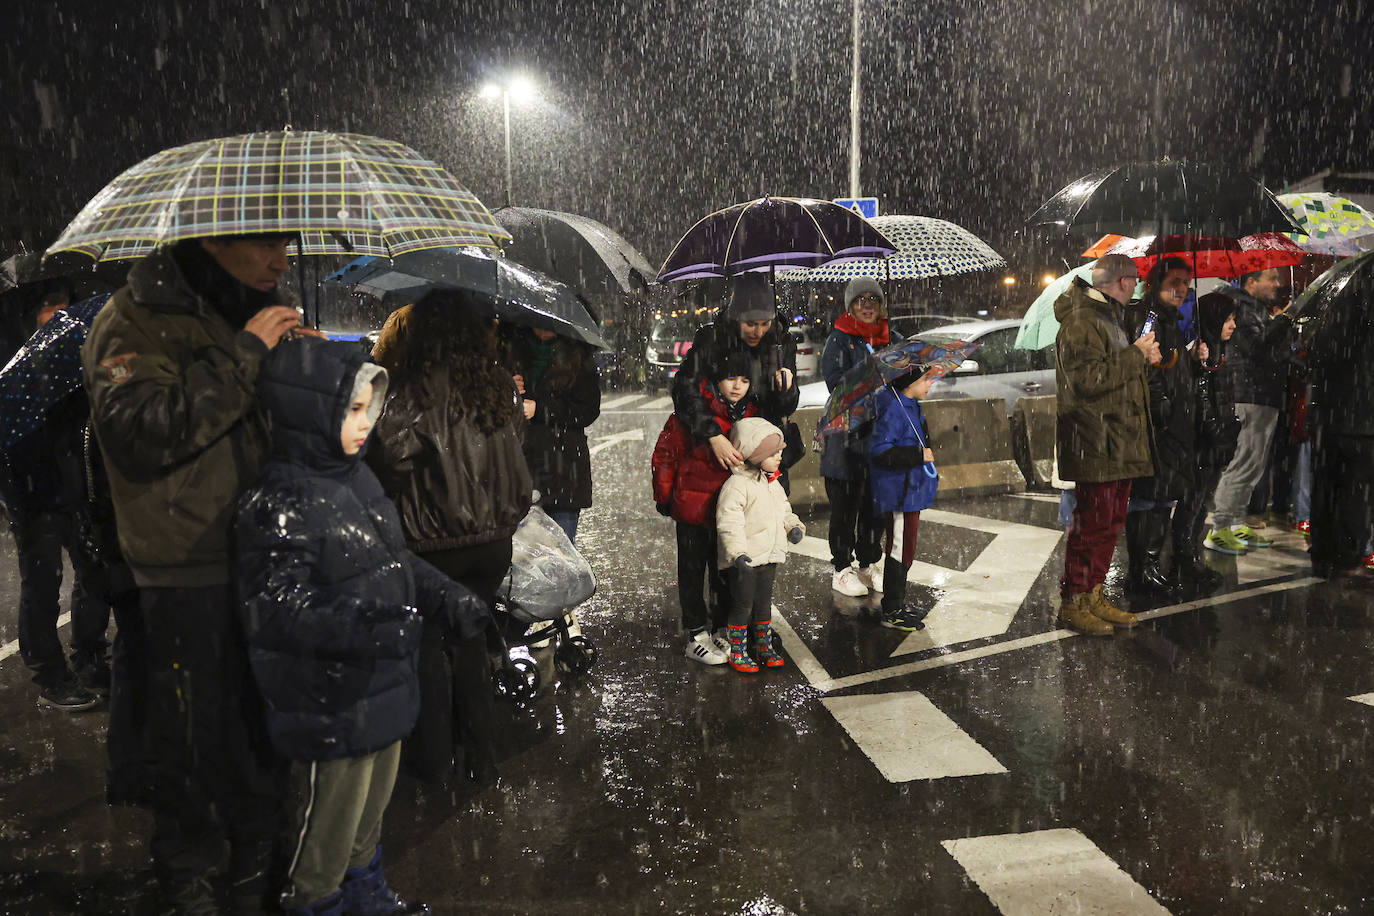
left=652, top=353, right=756, bottom=666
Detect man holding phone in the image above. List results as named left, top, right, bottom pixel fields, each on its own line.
left=1053, top=253, right=1162, bottom=635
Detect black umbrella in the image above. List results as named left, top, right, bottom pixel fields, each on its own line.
left=1026, top=160, right=1302, bottom=238
left=1295, top=248, right=1374, bottom=323
left=658, top=196, right=898, bottom=282
left=492, top=206, right=655, bottom=297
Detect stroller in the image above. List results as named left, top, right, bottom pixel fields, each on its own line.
left=491, top=505, right=598, bottom=704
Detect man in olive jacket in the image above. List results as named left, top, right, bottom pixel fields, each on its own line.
left=81, top=235, right=308, bottom=912
left=1055, top=253, right=1161, bottom=636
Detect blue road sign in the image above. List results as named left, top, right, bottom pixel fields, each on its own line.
left=833, top=197, right=879, bottom=219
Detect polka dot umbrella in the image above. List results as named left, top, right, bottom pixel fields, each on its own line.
left=781, top=215, right=1006, bottom=283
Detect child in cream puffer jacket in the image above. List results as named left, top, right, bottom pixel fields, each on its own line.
left=715, top=417, right=805, bottom=674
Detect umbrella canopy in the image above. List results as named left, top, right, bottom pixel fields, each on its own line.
left=492, top=206, right=655, bottom=296
left=1278, top=192, right=1374, bottom=257
left=0, top=294, right=110, bottom=449
left=327, top=248, right=606, bottom=348
left=658, top=196, right=897, bottom=282
left=1027, top=160, right=1301, bottom=238
left=1014, top=263, right=1098, bottom=350
left=45, top=130, right=509, bottom=262
left=781, top=214, right=1006, bottom=283
left=816, top=336, right=979, bottom=440
left=1294, top=248, right=1374, bottom=322
left=1101, top=233, right=1307, bottom=279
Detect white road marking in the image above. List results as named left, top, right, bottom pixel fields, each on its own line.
left=600, top=393, right=645, bottom=410
left=942, top=828, right=1172, bottom=915
left=787, top=510, right=1065, bottom=654
left=1007, top=492, right=1062, bottom=504
left=1349, top=693, right=1374, bottom=707
left=778, top=578, right=1321, bottom=694
left=1234, top=541, right=1311, bottom=584
left=822, top=691, right=1007, bottom=781
left=0, top=612, right=70, bottom=663
left=588, top=428, right=645, bottom=455
left=641, top=396, right=674, bottom=411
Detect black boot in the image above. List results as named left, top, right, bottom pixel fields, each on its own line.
left=1125, top=511, right=1150, bottom=593
left=1140, top=507, right=1182, bottom=598
left=1173, top=527, right=1224, bottom=594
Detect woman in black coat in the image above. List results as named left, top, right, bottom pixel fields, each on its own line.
left=503, top=326, right=602, bottom=543
left=1122, top=257, right=1195, bottom=596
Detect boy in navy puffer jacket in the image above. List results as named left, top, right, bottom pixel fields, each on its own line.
left=868, top=368, right=939, bottom=633
left=234, top=337, right=479, bottom=916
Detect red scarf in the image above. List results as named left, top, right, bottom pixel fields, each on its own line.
left=766, top=469, right=783, bottom=483
left=834, top=312, right=889, bottom=348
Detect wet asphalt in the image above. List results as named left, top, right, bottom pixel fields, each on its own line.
left=0, top=393, right=1371, bottom=915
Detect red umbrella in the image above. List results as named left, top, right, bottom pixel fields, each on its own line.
left=1102, top=233, right=1306, bottom=279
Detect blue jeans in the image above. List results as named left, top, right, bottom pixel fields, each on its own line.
left=548, top=509, right=580, bottom=544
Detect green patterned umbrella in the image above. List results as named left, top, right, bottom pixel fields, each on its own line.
left=46, top=130, right=509, bottom=261
left=1278, top=192, right=1374, bottom=257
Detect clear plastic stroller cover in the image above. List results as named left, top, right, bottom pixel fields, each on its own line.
left=500, top=505, right=597, bottom=623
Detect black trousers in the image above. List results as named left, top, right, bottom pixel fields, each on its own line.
left=140, top=585, right=282, bottom=895
left=1173, top=464, right=1226, bottom=561
left=413, top=538, right=511, bottom=786
left=724, top=563, right=777, bottom=628
left=675, top=521, right=728, bottom=633
left=824, top=473, right=884, bottom=572
left=1310, top=431, right=1374, bottom=574
left=12, top=510, right=110, bottom=687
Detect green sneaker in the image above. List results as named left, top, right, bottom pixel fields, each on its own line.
left=1231, top=524, right=1273, bottom=548
left=1205, top=528, right=1248, bottom=555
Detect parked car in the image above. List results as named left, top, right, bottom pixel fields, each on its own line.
left=887, top=314, right=984, bottom=339
left=787, top=320, right=825, bottom=381
left=645, top=313, right=701, bottom=391
left=796, top=318, right=1055, bottom=416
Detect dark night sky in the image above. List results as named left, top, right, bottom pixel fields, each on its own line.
left=3, top=0, right=1371, bottom=297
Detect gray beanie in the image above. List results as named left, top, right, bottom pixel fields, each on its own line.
left=726, top=274, right=777, bottom=322
left=844, top=276, right=887, bottom=310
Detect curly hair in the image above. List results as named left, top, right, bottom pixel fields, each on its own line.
left=389, top=291, right=518, bottom=436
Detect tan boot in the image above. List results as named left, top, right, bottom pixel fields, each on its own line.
left=1058, top=593, right=1114, bottom=636
left=1087, top=584, right=1139, bottom=628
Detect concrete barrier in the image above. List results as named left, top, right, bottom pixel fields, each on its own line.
left=787, top=397, right=1022, bottom=507
left=1011, top=395, right=1058, bottom=489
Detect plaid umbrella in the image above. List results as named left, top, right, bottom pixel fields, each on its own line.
left=1101, top=233, right=1307, bottom=279
left=657, top=196, right=897, bottom=282
left=45, top=130, right=509, bottom=262
left=782, top=214, right=1005, bottom=283
left=1278, top=192, right=1374, bottom=257
left=0, top=294, right=110, bottom=449
left=816, top=336, right=979, bottom=441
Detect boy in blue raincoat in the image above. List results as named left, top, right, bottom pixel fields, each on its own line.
left=868, top=367, right=939, bottom=632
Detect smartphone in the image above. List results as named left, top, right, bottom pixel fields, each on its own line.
left=1140, top=312, right=1157, bottom=336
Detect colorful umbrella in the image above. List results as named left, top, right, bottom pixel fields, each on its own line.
left=1027, top=159, right=1300, bottom=238
left=1014, top=263, right=1098, bottom=350
left=45, top=130, right=509, bottom=262
left=1101, top=233, right=1307, bottom=279
left=815, top=336, right=979, bottom=440
left=1278, top=192, right=1374, bottom=257
left=780, top=214, right=1005, bottom=282
left=657, top=196, right=897, bottom=282
left=0, top=294, right=110, bottom=449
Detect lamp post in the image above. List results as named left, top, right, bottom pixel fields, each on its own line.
left=848, top=0, right=861, bottom=199
left=480, top=77, right=535, bottom=208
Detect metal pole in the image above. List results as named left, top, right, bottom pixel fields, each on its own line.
left=848, top=0, right=861, bottom=199
left=503, top=90, right=513, bottom=208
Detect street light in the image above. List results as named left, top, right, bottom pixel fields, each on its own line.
left=480, top=76, right=536, bottom=207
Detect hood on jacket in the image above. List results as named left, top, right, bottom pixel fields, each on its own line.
left=729, top=417, right=784, bottom=470
left=1195, top=291, right=1237, bottom=359
left=257, top=337, right=389, bottom=476
left=1054, top=275, right=1122, bottom=322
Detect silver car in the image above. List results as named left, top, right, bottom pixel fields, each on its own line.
left=796, top=318, right=1056, bottom=416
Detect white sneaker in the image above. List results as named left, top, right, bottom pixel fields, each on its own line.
left=565, top=613, right=583, bottom=641
left=858, top=564, right=884, bottom=593
left=710, top=630, right=731, bottom=655
left=685, top=631, right=728, bottom=665
left=832, top=566, right=869, bottom=597
left=527, top=619, right=554, bottom=649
